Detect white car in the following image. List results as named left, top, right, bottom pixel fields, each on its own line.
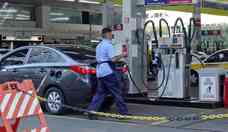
left=191, top=49, right=228, bottom=86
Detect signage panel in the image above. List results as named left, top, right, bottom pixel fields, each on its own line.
left=168, top=0, right=192, bottom=4
left=145, top=0, right=167, bottom=5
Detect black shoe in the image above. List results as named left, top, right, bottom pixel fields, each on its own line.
left=121, top=113, right=132, bottom=116
left=84, top=112, right=98, bottom=120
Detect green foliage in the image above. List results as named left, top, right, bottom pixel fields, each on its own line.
left=152, top=5, right=228, bottom=16
left=96, top=0, right=122, bottom=4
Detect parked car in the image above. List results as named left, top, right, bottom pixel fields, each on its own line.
left=191, top=49, right=228, bottom=86
left=0, top=49, right=11, bottom=57
left=191, top=51, right=208, bottom=63
left=0, top=46, right=129, bottom=114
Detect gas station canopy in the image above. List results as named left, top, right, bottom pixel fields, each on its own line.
left=95, top=0, right=228, bottom=16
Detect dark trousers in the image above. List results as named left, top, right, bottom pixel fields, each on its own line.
left=88, top=73, right=128, bottom=115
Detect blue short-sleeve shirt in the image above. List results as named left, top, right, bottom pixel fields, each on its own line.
left=96, top=39, right=115, bottom=78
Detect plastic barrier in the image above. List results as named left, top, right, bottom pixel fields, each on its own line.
left=0, top=80, right=50, bottom=132
left=224, top=75, right=228, bottom=108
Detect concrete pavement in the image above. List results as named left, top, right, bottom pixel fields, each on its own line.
left=17, top=103, right=228, bottom=132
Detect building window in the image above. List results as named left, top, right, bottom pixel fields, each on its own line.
left=113, top=13, right=122, bottom=25
left=82, top=11, right=90, bottom=24
left=49, top=7, right=82, bottom=24
left=91, top=13, right=102, bottom=25
left=82, top=11, right=102, bottom=25
left=0, top=2, right=33, bottom=21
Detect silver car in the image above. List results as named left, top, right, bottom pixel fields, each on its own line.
left=0, top=46, right=129, bottom=114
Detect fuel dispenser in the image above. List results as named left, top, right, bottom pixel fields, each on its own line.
left=150, top=18, right=191, bottom=99
left=156, top=18, right=188, bottom=99
left=102, top=0, right=226, bottom=107
left=109, top=0, right=197, bottom=100
left=140, top=17, right=195, bottom=99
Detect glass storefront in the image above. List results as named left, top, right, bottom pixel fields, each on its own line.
left=49, top=7, right=82, bottom=24
left=49, top=7, right=102, bottom=25
left=90, top=13, right=102, bottom=25
left=0, top=2, right=33, bottom=22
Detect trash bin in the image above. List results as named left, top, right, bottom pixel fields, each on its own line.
left=224, top=73, right=228, bottom=108
left=199, top=68, right=224, bottom=102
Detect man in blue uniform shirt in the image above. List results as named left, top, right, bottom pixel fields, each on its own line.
left=87, top=27, right=128, bottom=116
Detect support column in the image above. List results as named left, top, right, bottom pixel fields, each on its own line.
left=102, top=1, right=114, bottom=27
left=36, top=5, right=50, bottom=29
left=193, top=0, right=202, bottom=51
left=190, top=0, right=202, bottom=98
left=123, top=0, right=146, bottom=94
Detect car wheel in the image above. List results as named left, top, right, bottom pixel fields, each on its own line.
left=44, top=87, right=65, bottom=114
left=191, top=70, right=199, bottom=87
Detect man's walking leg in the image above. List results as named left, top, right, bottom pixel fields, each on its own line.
left=88, top=80, right=107, bottom=111
left=104, top=74, right=128, bottom=115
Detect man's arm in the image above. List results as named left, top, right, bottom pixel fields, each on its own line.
left=111, top=54, right=124, bottom=62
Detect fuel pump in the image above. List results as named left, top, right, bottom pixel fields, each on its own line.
left=173, top=18, right=195, bottom=99
left=107, top=0, right=199, bottom=98
left=154, top=18, right=185, bottom=98
left=146, top=17, right=195, bottom=99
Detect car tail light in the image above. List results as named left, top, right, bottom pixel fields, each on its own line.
left=70, top=65, right=96, bottom=75
left=116, top=66, right=128, bottom=73
left=121, top=66, right=128, bottom=73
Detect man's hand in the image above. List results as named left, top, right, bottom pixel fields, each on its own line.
left=112, top=54, right=125, bottom=62
left=122, top=51, right=128, bottom=58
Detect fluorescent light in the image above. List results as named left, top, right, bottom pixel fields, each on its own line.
left=90, top=40, right=99, bottom=43
left=79, top=0, right=100, bottom=4
left=60, top=0, right=75, bottom=1
left=16, top=14, right=30, bottom=18
left=0, top=14, right=13, bottom=16
left=16, top=17, right=30, bottom=20
left=51, top=17, right=70, bottom=21
left=1, top=16, right=13, bottom=19
left=50, top=12, right=64, bottom=16
left=0, top=9, right=17, bottom=13
left=3, top=36, right=16, bottom=41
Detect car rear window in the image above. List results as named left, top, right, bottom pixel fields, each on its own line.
left=64, top=52, right=95, bottom=61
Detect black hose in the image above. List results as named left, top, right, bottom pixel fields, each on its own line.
left=159, top=54, right=173, bottom=98
left=173, top=17, right=195, bottom=99
left=142, top=19, right=170, bottom=91
left=142, top=20, right=158, bottom=86
left=136, top=20, right=161, bottom=92
left=146, top=18, right=172, bottom=92
left=134, top=19, right=172, bottom=97
left=126, top=65, right=147, bottom=97
left=188, top=18, right=196, bottom=44
left=173, top=17, right=188, bottom=48
left=148, top=55, right=166, bottom=91
left=159, top=18, right=171, bottom=38
left=143, top=20, right=158, bottom=47
left=149, top=18, right=172, bottom=93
